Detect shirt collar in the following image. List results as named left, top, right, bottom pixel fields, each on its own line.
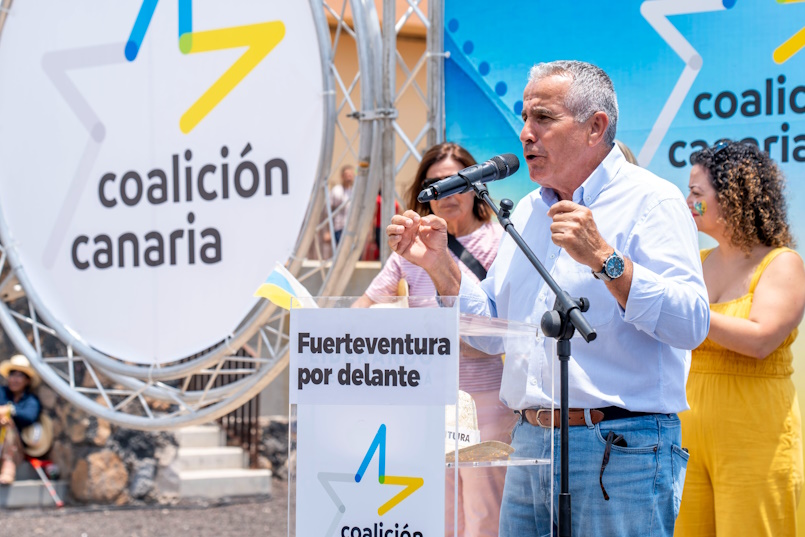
left=539, top=144, right=626, bottom=207
left=0, top=385, right=28, bottom=403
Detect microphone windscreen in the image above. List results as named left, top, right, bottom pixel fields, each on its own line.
left=493, top=153, right=520, bottom=175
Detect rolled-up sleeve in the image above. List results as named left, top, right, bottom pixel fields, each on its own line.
left=459, top=273, right=509, bottom=355
left=12, top=393, right=41, bottom=429
left=621, top=197, right=710, bottom=349
left=459, top=272, right=497, bottom=318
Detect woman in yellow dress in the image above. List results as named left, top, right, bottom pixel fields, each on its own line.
left=676, top=140, right=805, bottom=536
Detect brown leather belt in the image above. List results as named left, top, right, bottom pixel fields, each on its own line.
left=521, top=406, right=653, bottom=428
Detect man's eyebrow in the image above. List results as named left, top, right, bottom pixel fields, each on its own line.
left=524, top=105, right=553, bottom=116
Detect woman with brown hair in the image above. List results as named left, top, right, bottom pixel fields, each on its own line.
left=676, top=140, right=805, bottom=536
left=354, top=142, right=515, bottom=537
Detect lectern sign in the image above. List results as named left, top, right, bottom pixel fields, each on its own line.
left=0, top=1, right=324, bottom=362
left=292, top=306, right=458, bottom=536
left=290, top=307, right=459, bottom=405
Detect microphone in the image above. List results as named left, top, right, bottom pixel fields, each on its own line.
left=417, top=153, right=520, bottom=202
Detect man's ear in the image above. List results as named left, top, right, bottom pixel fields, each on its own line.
left=587, top=111, right=610, bottom=147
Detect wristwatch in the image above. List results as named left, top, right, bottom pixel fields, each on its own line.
left=592, top=250, right=625, bottom=282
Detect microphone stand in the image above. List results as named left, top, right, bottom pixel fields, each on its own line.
left=466, top=181, right=597, bottom=537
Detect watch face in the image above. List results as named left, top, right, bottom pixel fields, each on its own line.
left=605, top=254, right=625, bottom=278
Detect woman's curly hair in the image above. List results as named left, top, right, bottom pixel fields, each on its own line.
left=691, top=140, right=793, bottom=252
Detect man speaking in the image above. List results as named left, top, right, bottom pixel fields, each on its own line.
left=387, top=60, right=709, bottom=536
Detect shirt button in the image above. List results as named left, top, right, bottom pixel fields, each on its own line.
left=530, top=378, right=538, bottom=386
left=585, top=196, right=591, bottom=203
left=550, top=253, right=556, bottom=259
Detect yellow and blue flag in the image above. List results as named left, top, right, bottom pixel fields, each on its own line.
left=254, top=263, right=315, bottom=310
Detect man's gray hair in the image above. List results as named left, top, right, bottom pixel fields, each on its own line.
left=528, top=60, right=618, bottom=145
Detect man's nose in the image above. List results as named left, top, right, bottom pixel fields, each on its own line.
left=520, top=123, right=534, bottom=144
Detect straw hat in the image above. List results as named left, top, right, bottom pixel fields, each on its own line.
left=0, top=354, right=41, bottom=388
left=21, top=414, right=54, bottom=458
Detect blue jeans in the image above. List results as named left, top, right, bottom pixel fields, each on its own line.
left=500, top=411, right=688, bottom=537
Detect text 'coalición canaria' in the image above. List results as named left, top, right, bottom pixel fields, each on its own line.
left=70, top=143, right=288, bottom=270
left=670, top=75, right=805, bottom=168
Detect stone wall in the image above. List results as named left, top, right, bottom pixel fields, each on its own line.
left=36, top=382, right=181, bottom=505
left=257, top=415, right=289, bottom=480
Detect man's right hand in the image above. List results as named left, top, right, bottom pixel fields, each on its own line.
left=387, top=210, right=448, bottom=269
left=387, top=210, right=462, bottom=296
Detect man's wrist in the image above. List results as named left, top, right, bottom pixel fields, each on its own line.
left=428, top=253, right=462, bottom=296
left=592, top=247, right=625, bottom=282
left=589, top=245, right=615, bottom=271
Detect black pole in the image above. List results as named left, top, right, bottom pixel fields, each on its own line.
left=467, top=182, right=596, bottom=537
left=557, top=339, right=572, bottom=536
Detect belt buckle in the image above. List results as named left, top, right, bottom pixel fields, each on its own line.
left=534, top=408, right=553, bottom=428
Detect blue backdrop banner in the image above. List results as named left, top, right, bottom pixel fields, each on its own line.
left=444, top=0, right=805, bottom=245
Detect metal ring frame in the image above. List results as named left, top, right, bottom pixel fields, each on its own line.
left=0, top=0, right=444, bottom=429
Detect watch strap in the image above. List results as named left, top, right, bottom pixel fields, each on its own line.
left=591, top=266, right=612, bottom=281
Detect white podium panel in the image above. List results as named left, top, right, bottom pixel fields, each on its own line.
left=287, top=297, right=553, bottom=537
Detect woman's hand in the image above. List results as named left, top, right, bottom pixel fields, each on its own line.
left=708, top=250, right=805, bottom=358
left=0, top=405, right=11, bottom=426
left=459, top=340, right=501, bottom=360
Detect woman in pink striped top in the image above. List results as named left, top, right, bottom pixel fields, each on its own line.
left=354, top=142, right=516, bottom=537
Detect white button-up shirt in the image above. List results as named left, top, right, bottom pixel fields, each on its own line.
left=460, top=146, right=709, bottom=413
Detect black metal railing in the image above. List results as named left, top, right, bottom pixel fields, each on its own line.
left=188, top=346, right=261, bottom=468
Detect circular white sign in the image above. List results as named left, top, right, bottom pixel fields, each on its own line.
left=0, top=1, right=324, bottom=363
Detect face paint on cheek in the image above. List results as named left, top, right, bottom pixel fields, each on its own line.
left=693, top=201, right=707, bottom=216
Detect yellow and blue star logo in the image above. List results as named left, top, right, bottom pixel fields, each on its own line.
left=125, top=0, right=285, bottom=133
left=318, top=424, right=424, bottom=536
